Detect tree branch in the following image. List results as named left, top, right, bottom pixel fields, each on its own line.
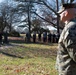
left=34, top=12, right=56, bottom=27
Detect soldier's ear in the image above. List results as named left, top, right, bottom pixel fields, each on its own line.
left=64, top=10, right=68, bottom=16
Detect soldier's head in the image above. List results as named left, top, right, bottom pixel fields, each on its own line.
left=58, top=3, right=76, bottom=23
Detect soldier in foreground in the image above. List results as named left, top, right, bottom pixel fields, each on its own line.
left=56, top=3, right=76, bottom=75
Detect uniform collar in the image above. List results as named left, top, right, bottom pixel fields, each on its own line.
left=65, top=18, right=76, bottom=25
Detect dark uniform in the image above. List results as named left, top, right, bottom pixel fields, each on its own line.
left=26, top=33, right=31, bottom=42
left=43, top=32, right=47, bottom=42
left=56, top=19, right=76, bottom=75
left=3, top=31, right=9, bottom=44
left=52, top=33, right=56, bottom=43
left=38, top=33, right=41, bottom=41
left=55, top=33, right=60, bottom=43
left=0, top=32, right=3, bottom=44
left=33, top=32, right=36, bottom=43
left=48, top=32, right=52, bottom=43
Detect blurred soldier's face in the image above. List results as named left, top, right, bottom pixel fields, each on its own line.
left=59, top=8, right=76, bottom=23
left=60, top=11, right=67, bottom=22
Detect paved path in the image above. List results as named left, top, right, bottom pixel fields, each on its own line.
left=0, top=46, right=12, bottom=50
left=0, top=44, right=16, bottom=50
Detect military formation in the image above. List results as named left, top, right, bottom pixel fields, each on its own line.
left=25, top=32, right=60, bottom=43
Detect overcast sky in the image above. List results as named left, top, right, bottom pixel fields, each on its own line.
left=0, top=0, right=4, bottom=3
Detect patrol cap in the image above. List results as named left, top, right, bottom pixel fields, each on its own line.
left=58, top=3, right=76, bottom=14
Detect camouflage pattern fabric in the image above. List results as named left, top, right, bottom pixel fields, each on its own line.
left=56, top=19, right=76, bottom=75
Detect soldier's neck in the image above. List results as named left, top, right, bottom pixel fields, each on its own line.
left=65, top=21, right=69, bottom=24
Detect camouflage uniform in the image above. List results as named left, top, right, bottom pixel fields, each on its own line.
left=56, top=19, right=76, bottom=75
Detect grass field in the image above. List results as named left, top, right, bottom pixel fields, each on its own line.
left=0, top=42, right=58, bottom=75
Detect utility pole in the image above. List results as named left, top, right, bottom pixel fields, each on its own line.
left=56, top=0, right=60, bottom=34
left=27, top=1, right=31, bottom=42
left=27, top=0, right=34, bottom=42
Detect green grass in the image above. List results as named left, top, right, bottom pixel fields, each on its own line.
left=0, top=43, right=58, bottom=75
